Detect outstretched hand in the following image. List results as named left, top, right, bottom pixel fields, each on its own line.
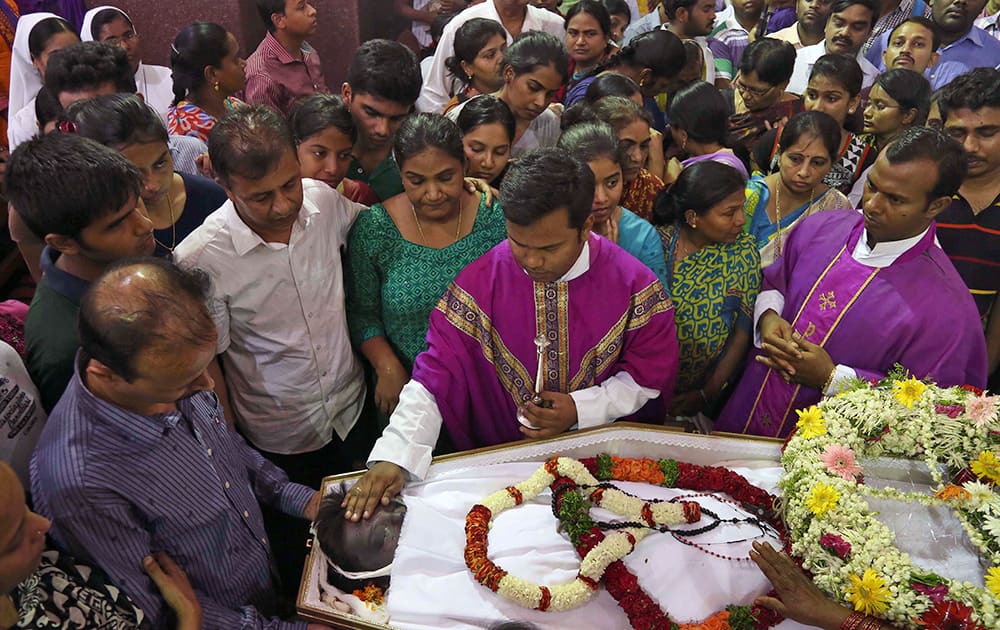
left=750, top=541, right=851, bottom=630
left=341, top=462, right=406, bottom=521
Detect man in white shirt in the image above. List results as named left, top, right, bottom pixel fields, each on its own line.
left=173, top=106, right=372, bottom=592
left=341, top=149, right=679, bottom=520
left=787, top=0, right=881, bottom=94
left=175, top=105, right=368, bottom=476
left=416, top=0, right=564, bottom=113
left=662, top=0, right=720, bottom=84
left=771, top=0, right=838, bottom=49
left=715, top=127, right=988, bottom=437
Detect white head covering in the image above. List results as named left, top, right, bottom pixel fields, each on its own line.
left=9, top=12, right=62, bottom=120
left=80, top=5, right=131, bottom=43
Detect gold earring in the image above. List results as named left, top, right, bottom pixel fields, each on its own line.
left=214, top=81, right=220, bottom=92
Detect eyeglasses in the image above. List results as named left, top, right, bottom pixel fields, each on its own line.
left=104, top=31, right=138, bottom=47
left=733, top=73, right=774, bottom=98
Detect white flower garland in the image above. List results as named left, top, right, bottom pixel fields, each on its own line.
left=781, top=377, right=1000, bottom=629
left=469, top=457, right=689, bottom=611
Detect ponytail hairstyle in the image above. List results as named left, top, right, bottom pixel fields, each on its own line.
left=667, top=81, right=729, bottom=146
left=651, top=160, right=745, bottom=227
left=602, top=29, right=685, bottom=84
left=444, top=18, right=507, bottom=88
left=169, top=22, right=230, bottom=105
left=557, top=121, right=622, bottom=166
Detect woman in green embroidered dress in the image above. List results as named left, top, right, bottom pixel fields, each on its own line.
left=346, top=113, right=507, bottom=417
left=652, top=161, right=760, bottom=423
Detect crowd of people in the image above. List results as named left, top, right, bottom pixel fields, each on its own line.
left=0, top=0, right=998, bottom=628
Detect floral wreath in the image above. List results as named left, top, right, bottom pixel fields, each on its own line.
left=781, top=371, right=1000, bottom=630
left=464, top=454, right=787, bottom=629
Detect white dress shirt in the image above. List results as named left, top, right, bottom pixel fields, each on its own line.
left=786, top=42, right=880, bottom=95
left=367, top=241, right=660, bottom=480
left=174, top=179, right=366, bottom=454
left=416, top=1, right=565, bottom=113
left=753, top=225, right=931, bottom=394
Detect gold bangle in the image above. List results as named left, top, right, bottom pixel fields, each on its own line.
left=821, top=366, right=837, bottom=394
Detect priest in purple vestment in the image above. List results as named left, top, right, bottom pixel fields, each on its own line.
left=715, top=127, right=988, bottom=439
left=344, top=148, right=678, bottom=521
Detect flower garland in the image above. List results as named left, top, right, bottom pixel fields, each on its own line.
left=781, top=372, right=1000, bottom=630
left=464, top=455, right=786, bottom=629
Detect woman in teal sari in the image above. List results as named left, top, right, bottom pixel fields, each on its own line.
left=744, top=111, right=848, bottom=267
left=652, top=161, right=760, bottom=421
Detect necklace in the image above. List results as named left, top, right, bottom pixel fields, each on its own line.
left=411, top=201, right=462, bottom=246
left=152, top=183, right=178, bottom=253
left=773, top=181, right=814, bottom=256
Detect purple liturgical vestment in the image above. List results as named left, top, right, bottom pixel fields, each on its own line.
left=411, top=234, right=678, bottom=450
left=716, top=210, right=988, bottom=438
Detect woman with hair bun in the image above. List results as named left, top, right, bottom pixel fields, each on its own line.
left=442, top=18, right=507, bottom=113
left=167, top=22, right=246, bottom=142
left=652, top=160, right=760, bottom=422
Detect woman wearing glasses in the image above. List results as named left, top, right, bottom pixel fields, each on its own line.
left=726, top=38, right=802, bottom=152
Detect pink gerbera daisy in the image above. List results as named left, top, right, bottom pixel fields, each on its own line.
left=820, top=444, right=862, bottom=481
left=966, top=394, right=1000, bottom=427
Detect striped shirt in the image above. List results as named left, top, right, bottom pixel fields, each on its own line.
left=937, top=193, right=1000, bottom=324
left=243, top=32, right=328, bottom=116
left=30, top=357, right=313, bottom=629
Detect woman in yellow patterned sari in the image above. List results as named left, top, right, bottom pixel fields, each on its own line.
left=652, top=161, right=761, bottom=421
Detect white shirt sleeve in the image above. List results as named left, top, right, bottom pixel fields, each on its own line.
left=366, top=380, right=442, bottom=481
left=826, top=365, right=857, bottom=395
left=752, top=289, right=785, bottom=348
left=415, top=23, right=458, bottom=113
left=568, top=372, right=660, bottom=429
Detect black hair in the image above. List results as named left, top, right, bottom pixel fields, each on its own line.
left=663, top=0, right=701, bottom=20
left=668, top=81, right=729, bottom=145
left=499, top=148, right=595, bottom=231
left=288, top=93, right=357, bottom=145
left=603, top=0, right=631, bottom=23
left=27, top=16, right=74, bottom=60
left=874, top=68, right=931, bottom=126
left=66, top=93, right=169, bottom=148
left=456, top=95, right=515, bottom=143
left=584, top=72, right=641, bottom=103
left=78, top=257, right=216, bottom=382
left=393, top=112, right=465, bottom=168
left=33, top=87, right=63, bottom=133
left=6, top=133, right=142, bottom=240
left=169, top=22, right=231, bottom=106
left=445, top=18, right=508, bottom=86
left=778, top=110, right=842, bottom=161
left=883, top=126, right=967, bottom=200
left=830, top=0, right=879, bottom=29
left=44, top=41, right=136, bottom=97
left=502, top=31, right=571, bottom=85
left=346, top=39, right=422, bottom=106
left=939, top=67, right=1000, bottom=122
left=652, top=160, right=744, bottom=226
left=256, top=0, right=287, bottom=33
left=737, top=37, right=796, bottom=87
left=90, top=7, right=132, bottom=41
left=591, top=95, right=653, bottom=133
left=557, top=121, right=621, bottom=166
left=809, top=53, right=864, bottom=97
left=208, top=105, right=296, bottom=186
left=565, top=0, right=613, bottom=39
left=888, top=16, right=941, bottom=51
left=604, top=29, right=685, bottom=82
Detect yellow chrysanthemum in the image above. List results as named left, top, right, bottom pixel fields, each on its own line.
left=795, top=406, right=826, bottom=439
left=987, top=567, right=1000, bottom=598
left=971, top=451, right=1000, bottom=485
left=806, top=482, right=840, bottom=516
left=846, top=569, right=891, bottom=616
left=893, top=377, right=926, bottom=408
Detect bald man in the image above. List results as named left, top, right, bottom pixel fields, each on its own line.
left=30, top=257, right=329, bottom=630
